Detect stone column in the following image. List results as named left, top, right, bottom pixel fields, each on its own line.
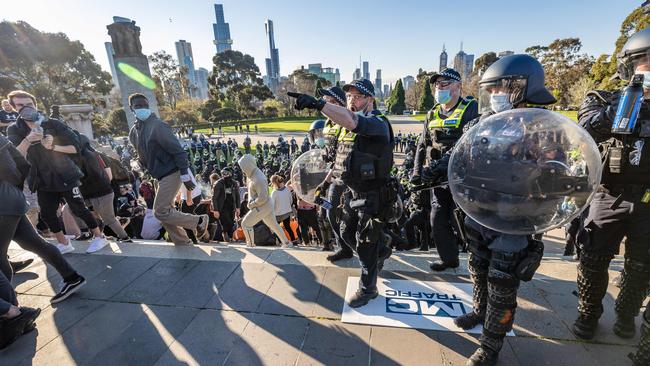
left=59, top=104, right=94, bottom=139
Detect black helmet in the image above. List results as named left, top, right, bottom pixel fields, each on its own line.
left=308, top=119, right=326, bottom=146
left=478, top=54, right=556, bottom=113
left=617, top=27, right=650, bottom=81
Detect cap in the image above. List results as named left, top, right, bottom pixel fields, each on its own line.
left=317, top=86, right=346, bottom=105
left=343, top=79, right=375, bottom=96
left=430, top=68, right=462, bottom=84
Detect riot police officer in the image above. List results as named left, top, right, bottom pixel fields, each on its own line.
left=288, top=79, right=395, bottom=308
left=453, top=55, right=558, bottom=366
left=411, top=68, right=479, bottom=271
left=315, top=86, right=357, bottom=261
left=574, top=27, right=650, bottom=352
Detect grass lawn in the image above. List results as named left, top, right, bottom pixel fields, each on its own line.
left=411, top=114, right=427, bottom=121
left=195, top=118, right=313, bottom=134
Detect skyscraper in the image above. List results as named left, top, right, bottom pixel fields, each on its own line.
left=383, top=84, right=390, bottom=98
left=175, top=40, right=197, bottom=97
left=403, top=75, right=415, bottom=90
left=453, top=42, right=475, bottom=78
left=104, top=42, right=120, bottom=89
left=375, top=69, right=382, bottom=97
left=213, top=4, right=232, bottom=53
left=362, top=61, right=370, bottom=80
left=264, top=19, right=280, bottom=92
left=353, top=68, right=361, bottom=81
left=439, top=44, right=448, bottom=72
left=195, top=68, right=209, bottom=99
left=335, top=68, right=340, bottom=84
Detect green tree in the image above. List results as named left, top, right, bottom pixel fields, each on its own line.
left=199, top=99, right=221, bottom=121
left=211, top=107, right=241, bottom=122
left=96, top=108, right=129, bottom=136
left=473, top=52, right=499, bottom=76
left=387, top=79, right=406, bottom=114
left=591, top=6, right=650, bottom=90
left=159, top=98, right=201, bottom=125
left=208, top=50, right=273, bottom=118
left=418, top=78, right=435, bottom=111
left=148, top=51, right=188, bottom=109
left=0, top=21, right=112, bottom=110
left=525, top=38, right=593, bottom=107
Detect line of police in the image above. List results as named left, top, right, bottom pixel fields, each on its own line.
left=287, top=26, right=650, bottom=366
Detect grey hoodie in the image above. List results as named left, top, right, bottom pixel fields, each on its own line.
left=238, top=154, right=270, bottom=210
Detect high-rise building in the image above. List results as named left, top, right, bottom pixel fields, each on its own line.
left=362, top=61, right=370, bottom=80
left=375, top=69, right=382, bottom=97
left=305, top=63, right=339, bottom=85
left=195, top=67, right=210, bottom=100
left=353, top=68, right=361, bottom=81
left=308, top=63, right=322, bottom=75
left=383, top=84, right=390, bottom=98
left=498, top=50, right=514, bottom=58
left=264, top=19, right=280, bottom=92
left=335, top=68, right=340, bottom=84
left=453, top=42, right=474, bottom=78
left=104, top=42, right=120, bottom=89
left=403, top=75, right=415, bottom=90
left=439, top=44, right=448, bottom=72
left=212, top=4, right=232, bottom=53
left=175, top=40, right=197, bottom=98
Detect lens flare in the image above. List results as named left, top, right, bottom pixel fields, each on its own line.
left=117, top=62, right=156, bottom=90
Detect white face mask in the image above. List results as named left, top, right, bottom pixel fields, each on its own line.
left=435, top=89, right=452, bottom=104
left=490, top=93, right=513, bottom=113
left=641, top=72, right=650, bottom=90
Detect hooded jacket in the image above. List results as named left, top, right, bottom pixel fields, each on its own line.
left=238, top=154, right=272, bottom=211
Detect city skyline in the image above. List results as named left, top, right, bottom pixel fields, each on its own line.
left=2, top=0, right=639, bottom=86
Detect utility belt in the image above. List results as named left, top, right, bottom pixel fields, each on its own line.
left=347, top=176, right=400, bottom=223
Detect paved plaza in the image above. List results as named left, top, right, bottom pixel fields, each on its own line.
left=2, top=228, right=638, bottom=366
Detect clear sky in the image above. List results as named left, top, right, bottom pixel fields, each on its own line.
left=1, top=0, right=642, bottom=85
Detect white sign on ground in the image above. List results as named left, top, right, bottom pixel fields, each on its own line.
left=341, top=277, right=515, bottom=336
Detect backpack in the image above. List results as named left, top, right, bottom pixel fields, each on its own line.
left=99, top=152, right=130, bottom=184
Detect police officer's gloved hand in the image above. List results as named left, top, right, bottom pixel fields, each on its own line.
left=410, top=174, right=422, bottom=186
left=287, top=92, right=326, bottom=111
left=421, top=165, right=441, bottom=185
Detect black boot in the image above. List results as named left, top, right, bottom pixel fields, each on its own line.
left=614, top=257, right=650, bottom=339
left=467, top=346, right=498, bottom=366
left=429, top=259, right=459, bottom=272
left=348, top=289, right=378, bottom=308
left=0, top=307, right=41, bottom=350
left=327, top=248, right=353, bottom=262
left=10, top=258, right=34, bottom=273
left=629, top=313, right=650, bottom=366
left=573, top=252, right=613, bottom=339
left=455, top=253, right=489, bottom=330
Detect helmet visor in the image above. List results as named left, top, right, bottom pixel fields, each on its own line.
left=618, top=49, right=650, bottom=81
left=478, top=76, right=528, bottom=114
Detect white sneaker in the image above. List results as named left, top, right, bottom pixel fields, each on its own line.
left=86, top=236, right=109, bottom=254
left=56, top=241, right=75, bottom=254
left=281, top=242, right=293, bottom=249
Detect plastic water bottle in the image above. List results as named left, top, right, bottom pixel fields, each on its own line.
left=612, top=74, right=645, bottom=134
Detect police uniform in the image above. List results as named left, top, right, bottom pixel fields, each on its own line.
left=575, top=90, right=650, bottom=340
left=335, top=107, right=394, bottom=299
left=413, top=69, right=478, bottom=267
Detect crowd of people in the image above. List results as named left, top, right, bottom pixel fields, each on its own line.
left=3, top=26, right=650, bottom=366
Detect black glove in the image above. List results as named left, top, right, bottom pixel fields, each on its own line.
left=287, top=92, right=326, bottom=111
left=421, top=165, right=442, bottom=185
left=183, top=180, right=196, bottom=191
left=410, top=174, right=422, bottom=186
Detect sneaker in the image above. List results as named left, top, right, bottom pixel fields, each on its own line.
left=10, top=258, right=34, bottom=273
left=56, top=241, right=75, bottom=255
left=196, top=214, right=209, bottom=240
left=73, top=232, right=93, bottom=241
left=51, top=276, right=86, bottom=304
left=281, top=241, right=293, bottom=248
left=118, top=237, right=133, bottom=243
left=86, top=236, right=109, bottom=254
left=348, top=289, right=379, bottom=308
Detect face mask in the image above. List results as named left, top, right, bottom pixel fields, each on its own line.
left=435, top=89, right=452, bottom=104
left=134, top=108, right=152, bottom=121
left=641, top=72, right=650, bottom=90
left=315, top=137, right=325, bottom=148
left=490, top=93, right=513, bottom=113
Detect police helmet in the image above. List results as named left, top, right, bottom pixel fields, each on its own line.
left=617, top=27, right=650, bottom=81
left=308, top=119, right=326, bottom=145
left=478, top=54, right=556, bottom=114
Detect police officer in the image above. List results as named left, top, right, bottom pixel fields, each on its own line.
left=288, top=79, right=394, bottom=308
left=452, top=55, right=557, bottom=366
left=315, top=86, right=356, bottom=261
left=574, top=27, right=650, bottom=349
left=411, top=68, right=479, bottom=271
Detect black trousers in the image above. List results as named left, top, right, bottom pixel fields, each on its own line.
left=219, top=206, right=236, bottom=237
left=340, top=190, right=389, bottom=293
left=405, top=208, right=431, bottom=250
left=181, top=196, right=202, bottom=243
left=0, top=215, right=77, bottom=284
left=327, top=181, right=351, bottom=254
left=430, top=187, right=459, bottom=263
left=297, top=208, right=322, bottom=244
left=38, top=188, right=98, bottom=234
left=279, top=216, right=296, bottom=241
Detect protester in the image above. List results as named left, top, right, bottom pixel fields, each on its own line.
left=271, top=175, right=297, bottom=244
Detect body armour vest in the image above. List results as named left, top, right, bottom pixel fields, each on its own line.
left=602, top=105, right=650, bottom=186
left=333, top=111, right=394, bottom=193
